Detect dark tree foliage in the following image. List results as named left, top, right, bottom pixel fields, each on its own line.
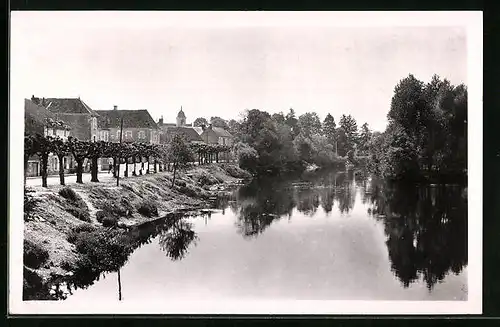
left=368, top=74, right=467, bottom=182
left=193, top=117, right=209, bottom=127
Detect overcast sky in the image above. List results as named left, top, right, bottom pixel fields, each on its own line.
left=11, top=12, right=467, bottom=132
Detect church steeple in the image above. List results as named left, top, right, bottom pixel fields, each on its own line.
left=176, top=106, right=186, bottom=127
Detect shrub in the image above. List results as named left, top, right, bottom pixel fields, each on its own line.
left=66, top=205, right=91, bottom=222
left=137, top=199, right=159, bottom=217
left=100, top=198, right=134, bottom=218
left=69, top=228, right=133, bottom=273
left=67, top=223, right=97, bottom=243
left=58, top=187, right=78, bottom=202
left=102, top=216, right=118, bottom=228
left=24, top=239, right=49, bottom=269
left=96, top=210, right=106, bottom=223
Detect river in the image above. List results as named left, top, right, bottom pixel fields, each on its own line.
left=49, top=169, right=468, bottom=301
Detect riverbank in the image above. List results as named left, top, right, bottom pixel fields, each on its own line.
left=23, top=163, right=251, bottom=294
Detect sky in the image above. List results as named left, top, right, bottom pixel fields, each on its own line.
left=11, top=12, right=467, bottom=132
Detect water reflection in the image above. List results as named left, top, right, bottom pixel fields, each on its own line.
left=217, top=170, right=467, bottom=291
left=25, top=169, right=468, bottom=300
left=364, top=180, right=467, bottom=290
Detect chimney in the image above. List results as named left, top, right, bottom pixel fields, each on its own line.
left=158, top=116, right=164, bottom=126
left=113, top=105, right=117, bottom=110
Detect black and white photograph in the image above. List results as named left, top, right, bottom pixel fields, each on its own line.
left=9, top=11, right=482, bottom=315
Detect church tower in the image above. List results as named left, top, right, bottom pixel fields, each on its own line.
left=176, top=106, right=186, bottom=127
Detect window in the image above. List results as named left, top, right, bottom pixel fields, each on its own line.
left=91, top=117, right=97, bottom=130
left=116, top=130, right=121, bottom=139
left=125, top=131, right=133, bottom=139
left=138, top=130, right=146, bottom=139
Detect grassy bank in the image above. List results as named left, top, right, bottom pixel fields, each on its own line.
left=23, top=163, right=251, bottom=299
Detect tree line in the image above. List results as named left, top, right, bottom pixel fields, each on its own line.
left=194, top=110, right=373, bottom=176
left=24, top=133, right=231, bottom=188
left=367, top=74, right=467, bottom=182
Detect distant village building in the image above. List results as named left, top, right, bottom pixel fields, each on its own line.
left=199, top=125, right=233, bottom=146
left=157, top=107, right=203, bottom=143
left=157, top=107, right=233, bottom=146
left=95, top=106, right=160, bottom=144
left=96, top=106, right=160, bottom=170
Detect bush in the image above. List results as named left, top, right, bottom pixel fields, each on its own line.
left=59, top=187, right=79, bottom=202
left=69, top=228, right=133, bottom=273
left=137, top=199, right=159, bottom=217
left=24, top=239, right=49, bottom=269
left=66, top=205, right=91, bottom=222
left=67, top=223, right=97, bottom=243
left=100, top=198, right=134, bottom=218
left=96, top=210, right=106, bottom=223
left=102, top=216, right=118, bottom=228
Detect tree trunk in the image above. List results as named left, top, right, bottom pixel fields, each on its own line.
left=140, top=160, right=144, bottom=175
left=133, top=156, right=137, bottom=176
left=154, top=159, right=158, bottom=173
left=171, top=162, right=177, bottom=188
left=91, top=156, right=99, bottom=182
left=41, top=154, right=49, bottom=188
left=76, top=159, right=84, bottom=184
left=58, top=155, right=66, bottom=185
left=159, top=160, right=163, bottom=172
left=216, top=152, right=219, bottom=163
left=125, top=157, right=129, bottom=177
left=146, top=157, right=150, bottom=174
left=113, top=157, right=117, bottom=178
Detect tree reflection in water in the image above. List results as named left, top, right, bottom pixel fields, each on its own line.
left=365, top=179, right=467, bottom=290
left=158, top=219, right=198, bottom=261
left=234, top=178, right=296, bottom=238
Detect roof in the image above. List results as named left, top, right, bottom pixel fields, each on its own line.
left=177, top=108, right=186, bottom=119
left=192, top=126, right=203, bottom=135
left=44, top=98, right=99, bottom=116
left=160, top=126, right=202, bottom=143
left=24, top=99, right=71, bottom=135
left=56, top=113, right=93, bottom=140
left=95, top=110, right=159, bottom=129
left=212, top=127, right=233, bottom=138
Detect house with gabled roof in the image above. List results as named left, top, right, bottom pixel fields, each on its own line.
left=200, top=124, right=234, bottom=146
left=38, top=96, right=100, bottom=141
left=157, top=107, right=203, bottom=143
left=95, top=106, right=160, bottom=144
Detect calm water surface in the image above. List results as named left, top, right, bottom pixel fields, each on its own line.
left=61, top=169, right=468, bottom=301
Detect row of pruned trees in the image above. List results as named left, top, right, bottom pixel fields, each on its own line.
left=24, top=134, right=232, bottom=188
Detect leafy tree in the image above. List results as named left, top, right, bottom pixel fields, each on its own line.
left=50, top=137, right=70, bottom=185
left=338, top=114, right=358, bottom=156
left=210, top=116, right=229, bottom=130
left=168, top=134, right=194, bottom=187
left=86, top=141, right=107, bottom=182
left=358, top=123, right=372, bottom=155
left=30, top=134, right=52, bottom=187
left=193, top=117, right=208, bottom=127
left=285, top=108, right=299, bottom=138
left=322, top=113, right=337, bottom=144
left=272, top=112, right=286, bottom=125
left=298, top=112, right=322, bottom=137
left=67, top=137, right=91, bottom=184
